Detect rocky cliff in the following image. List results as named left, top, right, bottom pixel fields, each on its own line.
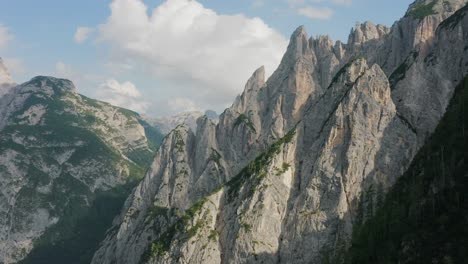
left=346, top=73, right=467, bottom=264
left=91, top=1, right=468, bottom=263
left=0, top=73, right=164, bottom=263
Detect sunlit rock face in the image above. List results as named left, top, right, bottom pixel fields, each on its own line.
left=89, top=1, right=468, bottom=263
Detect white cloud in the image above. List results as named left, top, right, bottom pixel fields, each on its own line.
left=297, top=6, right=334, bottom=20
left=0, top=24, right=13, bottom=49
left=54, top=61, right=103, bottom=88
left=2, top=57, right=25, bottom=75
left=100, top=79, right=141, bottom=97
left=96, top=79, right=149, bottom=113
left=94, top=0, right=288, bottom=113
left=55, top=61, right=75, bottom=78
left=74, top=27, right=95, bottom=44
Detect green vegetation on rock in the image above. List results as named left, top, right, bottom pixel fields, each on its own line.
left=142, top=197, right=209, bottom=261
left=208, top=148, right=222, bottom=166
left=1, top=77, right=165, bottom=264
left=389, top=52, right=418, bottom=88
left=141, top=128, right=296, bottom=262
left=233, top=112, right=256, bottom=133
left=226, top=127, right=296, bottom=203
left=406, top=1, right=437, bottom=19
left=172, top=128, right=186, bottom=153
left=439, top=3, right=468, bottom=29
left=19, top=183, right=135, bottom=264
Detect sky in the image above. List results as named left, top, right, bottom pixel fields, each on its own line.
left=0, top=0, right=412, bottom=117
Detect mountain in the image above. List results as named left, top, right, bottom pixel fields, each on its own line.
left=146, top=110, right=218, bottom=135
left=90, top=1, right=468, bottom=264
left=146, top=111, right=204, bottom=134
left=346, top=73, right=467, bottom=264
left=204, top=110, right=219, bottom=120
left=0, top=72, right=164, bottom=263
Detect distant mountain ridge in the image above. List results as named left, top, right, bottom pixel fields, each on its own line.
left=146, top=110, right=218, bottom=134
left=0, top=71, right=164, bottom=263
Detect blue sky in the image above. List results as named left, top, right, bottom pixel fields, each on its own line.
left=0, top=0, right=412, bottom=116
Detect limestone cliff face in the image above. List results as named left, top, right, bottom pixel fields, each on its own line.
left=0, top=75, right=163, bottom=263
left=277, top=59, right=413, bottom=263
left=391, top=3, right=468, bottom=140
left=92, top=1, right=468, bottom=263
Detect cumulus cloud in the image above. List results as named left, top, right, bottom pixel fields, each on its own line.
left=96, top=79, right=149, bottom=113
left=55, top=61, right=75, bottom=78
left=74, top=27, right=95, bottom=44
left=0, top=24, right=13, bottom=49
left=2, top=57, right=25, bottom=75
left=94, top=0, right=288, bottom=113
left=297, top=6, right=334, bottom=20
left=54, top=61, right=105, bottom=91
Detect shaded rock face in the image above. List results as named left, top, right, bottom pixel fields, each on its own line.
left=345, top=74, right=468, bottom=264
left=92, top=1, right=468, bottom=264
left=0, top=74, right=162, bottom=263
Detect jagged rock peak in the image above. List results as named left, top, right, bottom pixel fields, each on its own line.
left=231, top=65, right=265, bottom=113
left=310, top=34, right=334, bottom=52
left=317, top=34, right=333, bottom=44
left=245, top=65, right=265, bottom=91
left=285, top=25, right=310, bottom=59
left=24, top=76, right=76, bottom=92
left=89, top=3, right=468, bottom=264
left=347, top=21, right=390, bottom=46
left=333, top=40, right=347, bottom=60
left=292, top=25, right=307, bottom=38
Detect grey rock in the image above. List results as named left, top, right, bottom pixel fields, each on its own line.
left=92, top=1, right=468, bottom=264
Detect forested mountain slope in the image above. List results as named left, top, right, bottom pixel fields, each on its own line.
left=0, top=70, right=163, bottom=263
